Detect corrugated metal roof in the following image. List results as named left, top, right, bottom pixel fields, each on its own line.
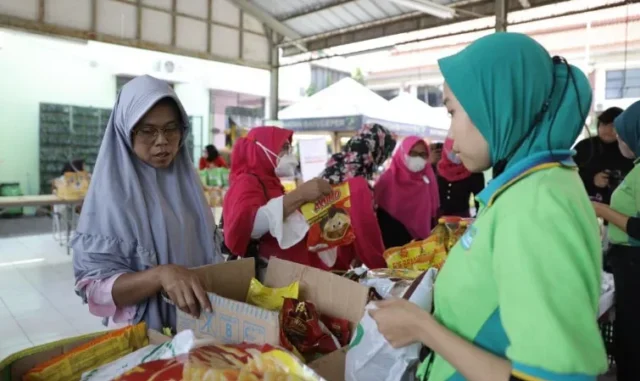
left=245, top=0, right=623, bottom=58
left=250, top=0, right=424, bottom=38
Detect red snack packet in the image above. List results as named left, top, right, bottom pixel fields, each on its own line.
left=301, top=183, right=356, bottom=252
left=279, top=299, right=341, bottom=358
left=320, top=315, right=351, bottom=347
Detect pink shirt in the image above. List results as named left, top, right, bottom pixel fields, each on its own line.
left=76, top=273, right=136, bottom=324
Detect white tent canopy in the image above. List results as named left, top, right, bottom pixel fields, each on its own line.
left=389, top=92, right=450, bottom=140
left=279, top=78, right=430, bottom=136
left=280, top=77, right=394, bottom=121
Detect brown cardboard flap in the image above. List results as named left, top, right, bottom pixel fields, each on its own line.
left=264, top=258, right=369, bottom=324
left=309, top=347, right=348, bottom=381
left=193, top=258, right=255, bottom=302
left=176, top=293, right=280, bottom=345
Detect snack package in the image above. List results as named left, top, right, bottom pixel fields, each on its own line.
left=360, top=278, right=413, bottom=300
left=82, top=330, right=197, bottom=381
left=24, top=322, right=148, bottom=381
left=220, top=168, right=230, bottom=187
left=441, top=216, right=468, bottom=251
left=342, top=267, right=368, bottom=282
left=383, top=240, right=434, bottom=271
left=198, top=170, right=208, bottom=186
left=116, top=343, right=323, bottom=381
left=54, top=171, right=91, bottom=200
left=245, top=278, right=300, bottom=311
left=206, top=168, right=224, bottom=187
left=320, top=315, right=351, bottom=347
left=367, top=268, right=423, bottom=280
left=345, top=269, right=438, bottom=381
left=302, top=183, right=355, bottom=252
left=279, top=299, right=346, bottom=362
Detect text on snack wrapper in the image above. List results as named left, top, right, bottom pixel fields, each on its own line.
left=314, top=189, right=342, bottom=212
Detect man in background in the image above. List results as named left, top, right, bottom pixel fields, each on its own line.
left=574, top=107, right=633, bottom=204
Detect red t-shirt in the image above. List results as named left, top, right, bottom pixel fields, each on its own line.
left=199, top=156, right=228, bottom=170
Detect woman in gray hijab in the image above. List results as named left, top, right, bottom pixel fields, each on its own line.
left=72, top=75, right=222, bottom=333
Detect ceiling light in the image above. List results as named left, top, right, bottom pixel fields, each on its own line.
left=388, top=0, right=456, bottom=19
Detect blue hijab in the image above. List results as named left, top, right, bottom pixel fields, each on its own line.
left=438, top=33, right=592, bottom=169
left=615, top=101, right=640, bottom=157
left=72, top=75, right=222, bottom=331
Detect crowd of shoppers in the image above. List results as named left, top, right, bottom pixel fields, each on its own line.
left=70, top=31, right=640, bottom=381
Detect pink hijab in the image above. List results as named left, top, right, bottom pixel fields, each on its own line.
left=374, top=136, right=440, bottom=240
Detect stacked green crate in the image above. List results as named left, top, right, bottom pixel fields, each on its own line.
left=0, top=183, right=24, bottom=216
left=39, top=104, right=72, bottom=194
left=39, top=104, right=109, bottom=194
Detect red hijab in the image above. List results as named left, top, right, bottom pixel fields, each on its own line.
left=374, top=136, right=440, bottom=240
left=223, top=126, right=328, bottom=269
left=437, top=137, right=472, bottom=182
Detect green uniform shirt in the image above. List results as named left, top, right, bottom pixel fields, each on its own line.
left=422, top=153, right=607, bottom=381
left=608, top=160, right=640, bottom=246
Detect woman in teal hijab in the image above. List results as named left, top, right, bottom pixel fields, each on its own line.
left=371, top=33, right=607, bottom=380
left=592, top=100, right=640, bottom=381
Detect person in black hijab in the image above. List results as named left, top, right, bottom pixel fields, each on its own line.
left=574, top=107, right=634, bottom=204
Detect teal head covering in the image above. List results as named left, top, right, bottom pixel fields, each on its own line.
left=614, top=101, right=640, bottom=157
left=438, top=33, right=592, bottom=171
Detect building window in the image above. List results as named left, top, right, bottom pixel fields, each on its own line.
left=310, top=65, right=349, bottom=93
left=374, top=88, right=400, bottom=100
left=417, top=85, right=444, bottom=107
left=605, top=69, right=640, bottom=99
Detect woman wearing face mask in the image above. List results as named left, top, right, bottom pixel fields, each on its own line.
left=436, top=135, right=485, bottom=217
left=370, top=33, right=606, bottom=381
left=222, top=126, right=333, bottom=272
left=374, top=136, right=439, bottom=249
left=592, top=101, right=640, bottom=381
left=73, top=76, right=222, bottom=332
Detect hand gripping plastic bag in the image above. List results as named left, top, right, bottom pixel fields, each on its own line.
left=344, top=268, right=437, bottom=381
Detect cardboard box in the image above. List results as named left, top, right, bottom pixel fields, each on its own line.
left=2, top=258, right=368, bottom=381
left=0, top=330, right=169, bottom=381
left=176, top=257, right=369, bottom=381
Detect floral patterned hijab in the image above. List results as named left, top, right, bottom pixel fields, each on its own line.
left=321, top=124, right=396, bottom=184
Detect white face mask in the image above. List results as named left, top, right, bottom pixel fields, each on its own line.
left=275, top=154, right=299, bottom=178
left=257, top=142, right=299, bottom=178
left=405, top=155, right=427, bottom=172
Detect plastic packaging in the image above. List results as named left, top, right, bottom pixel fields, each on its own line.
left=116, top=342, right=323, bottom=381
left=245, top=278, right=300, bottom=311
left=345, top=268, right=438, bottom=381
left=302, top=183, right=356, bottom=252
left=279, top=299, right=344, bottom=362
left=23, top=322, right=148, bottom=381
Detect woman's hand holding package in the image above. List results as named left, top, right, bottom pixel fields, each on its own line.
left=298, top=178, right=332, bottom=202
left=159, top=264, right=212, bottom=318
left=370, top=298, right=431, bottom=348
left=283, top=178, right=332, bottom=217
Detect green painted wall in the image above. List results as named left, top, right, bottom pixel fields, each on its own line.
left=0, top=35, right=116, bottom=195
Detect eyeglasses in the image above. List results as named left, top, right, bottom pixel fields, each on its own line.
left=134, top=126, right=181, bottom=144
left=280, top=143, right=292, bottom=155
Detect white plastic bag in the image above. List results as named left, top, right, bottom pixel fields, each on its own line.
left=345, top=268, right=437, bottom=381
